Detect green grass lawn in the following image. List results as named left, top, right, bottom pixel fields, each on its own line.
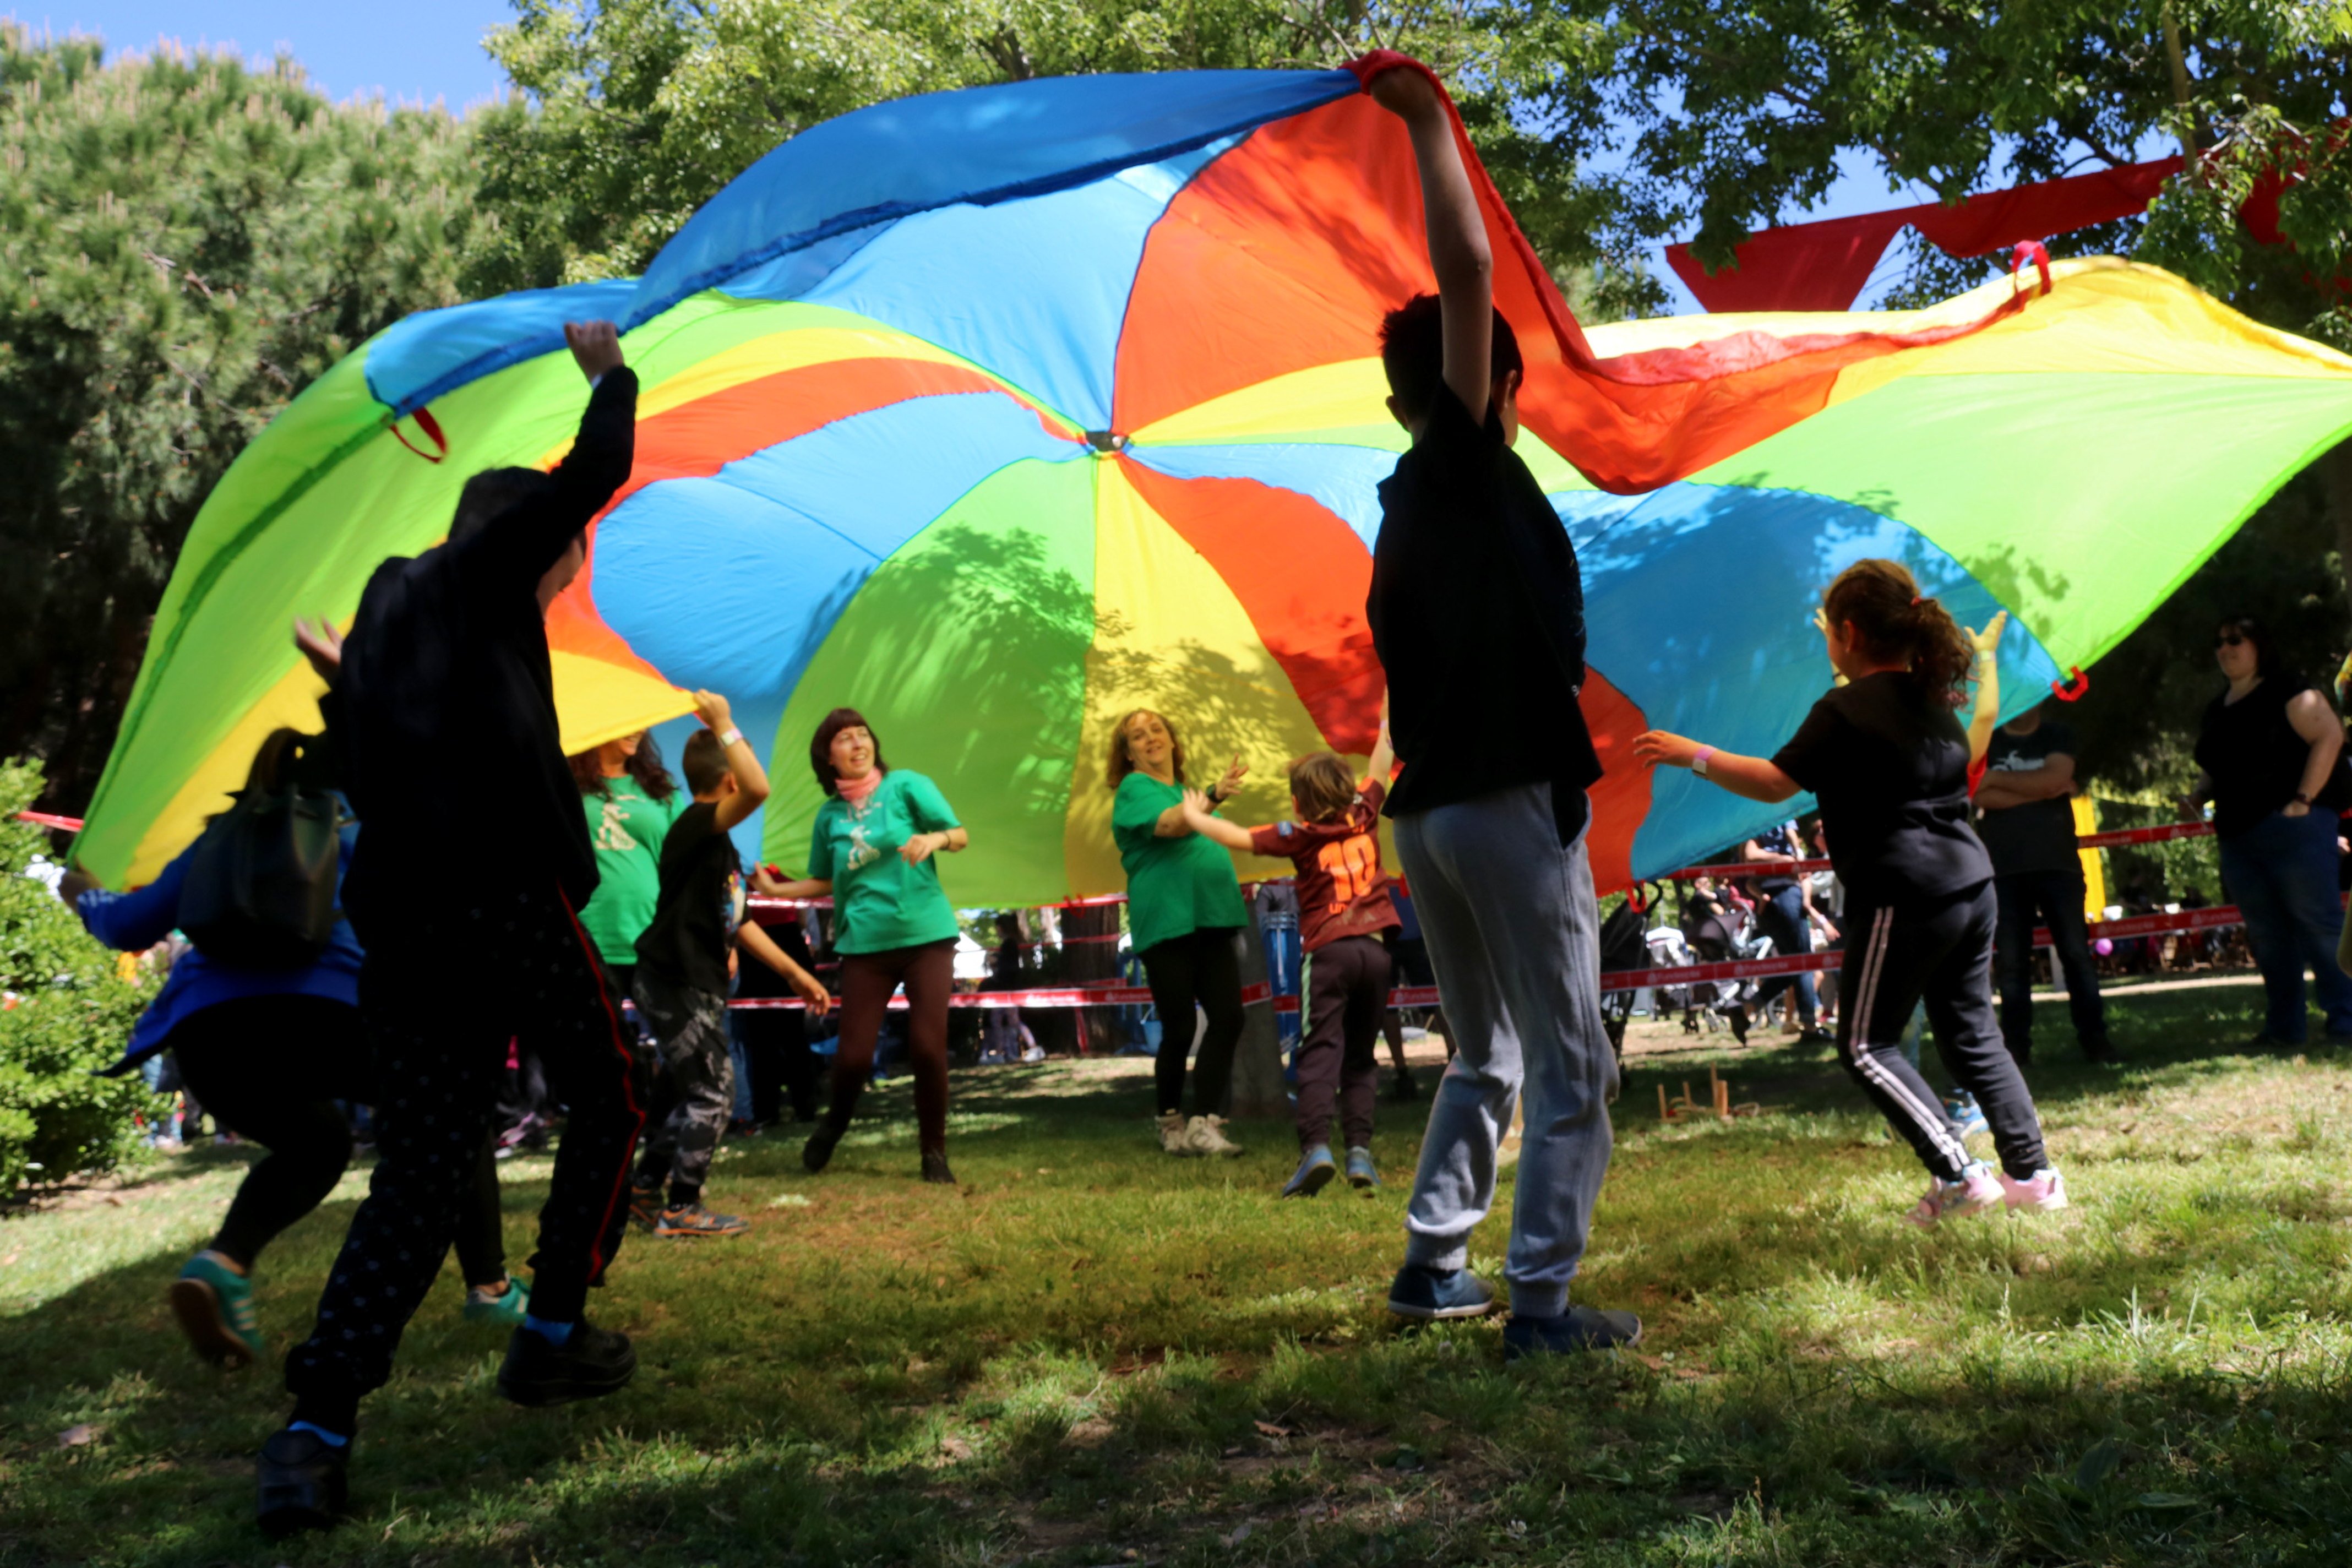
left=6, top=977, right=2352, bottom=1567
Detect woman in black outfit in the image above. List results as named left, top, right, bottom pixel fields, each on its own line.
left=1635, top=559, right=2067, bottom=1228
left=2182, top=613, right=2352, bottom=1044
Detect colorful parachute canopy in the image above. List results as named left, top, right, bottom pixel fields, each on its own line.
left=74, top=59, right=2352, bottom=905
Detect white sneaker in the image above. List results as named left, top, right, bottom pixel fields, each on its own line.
left=1185, top=1114, right=1244, bottom=1158
left=1999, top=1166, right=2069, bottom=1213
left=1155, top=1112, right=1197, bottom=1156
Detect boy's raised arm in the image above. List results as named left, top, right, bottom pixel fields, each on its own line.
left=453, top=321, right=639, bottom=592
left=1368, top=66, right=1493, bottom=423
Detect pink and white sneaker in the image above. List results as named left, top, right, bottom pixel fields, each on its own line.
left=1999, top=1167, right=2069, bottom=1213
left=1905, top=1164, right=2006, bottom=1229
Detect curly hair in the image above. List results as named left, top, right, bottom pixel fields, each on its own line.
left=568, top=731, right=677, bottom=801
left=1106, top=708, right=1187, bottom=790
left=1820, top=559, right=1974, bottom=705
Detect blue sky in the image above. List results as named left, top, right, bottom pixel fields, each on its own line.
left=14, top=2, right=513, bottom=107
left=13, top=6, right=2117, bottom=313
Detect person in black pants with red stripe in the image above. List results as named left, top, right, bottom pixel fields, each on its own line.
left=1637, top=559, right=2069, bottom=1230
left=259, top=322, right=648, bottom=1537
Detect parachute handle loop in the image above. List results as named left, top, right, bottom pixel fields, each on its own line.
left=2052, top=667, right=2089, bottom=703
left=389, top=405, right=449, bottom=464
left=2011, top=240, right=2053, bottom=298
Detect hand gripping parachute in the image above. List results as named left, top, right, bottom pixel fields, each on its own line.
left=74, top=56, right=2352, bottom=901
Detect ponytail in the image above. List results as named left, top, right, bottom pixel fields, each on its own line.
left=1820, top=559, right=1974, bottom=705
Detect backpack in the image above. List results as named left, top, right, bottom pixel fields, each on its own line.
left=179, top=734, right=347, bottom=967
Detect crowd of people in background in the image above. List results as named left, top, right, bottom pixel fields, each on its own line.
left=41, top=57, right=2352, bottom=1540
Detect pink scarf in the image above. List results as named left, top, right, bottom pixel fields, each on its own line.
left=835, top=768, right=884, bottom=809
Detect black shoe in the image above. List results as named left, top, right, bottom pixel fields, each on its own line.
left=803, top=1124, right=843, bottom=1174
left=256, top=1426, right=349, bottom=1538
left=921, top=1148, right=956, bottom=1185
left=1389, top=1069, right=1419, bottom=1102
left=1502, top=1305, right=1644, bottom=1362
left=496, top=1319, right=636, bottom=1408
left=2083, top=1041, right=2123, bottom=1066
left=1725, top=1004, right=1750, bottom=1045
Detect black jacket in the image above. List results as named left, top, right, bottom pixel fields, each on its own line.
left=335, top=369, right=638, bottom=942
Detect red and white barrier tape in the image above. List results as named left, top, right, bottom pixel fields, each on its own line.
left=720, top=902, right=2254, bottom=1011
left=722, top=981, right=1273, bottom=1011
left=1658, top=819, right=2234, bottom=885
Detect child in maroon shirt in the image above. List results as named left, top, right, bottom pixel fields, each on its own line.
left=1183, top=724, right=1400, bottom=1197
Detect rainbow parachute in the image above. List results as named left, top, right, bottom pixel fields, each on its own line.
left=74, top=61, right=2352, bottom=901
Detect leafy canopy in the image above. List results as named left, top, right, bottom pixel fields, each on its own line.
left=467, top=1, right=1652, bottom=318
left=0, top=25, right=480, bottom=807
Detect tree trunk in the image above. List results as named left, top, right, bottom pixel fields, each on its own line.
left=1227, top=903, right=1289, bottom=1118
left=2329, top=437, right=2352, bottom=629
left=1048, top=903, right=1120, bottom=1055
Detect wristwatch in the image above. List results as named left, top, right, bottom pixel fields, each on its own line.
left=717, top=726, right=744, bottom=749
left=1692, top=745, right=1714, bottom=776
left=2293, top=791, right=2312, bottom=805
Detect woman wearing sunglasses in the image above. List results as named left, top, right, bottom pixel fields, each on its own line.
left=2183, top=614, right=2352, bottom=1046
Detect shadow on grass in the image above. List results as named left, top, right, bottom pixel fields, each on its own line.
left=7, top=984, right=2352, bottom=1566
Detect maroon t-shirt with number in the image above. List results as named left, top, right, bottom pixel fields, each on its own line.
left=1249, top=779, right=1402, bottom=952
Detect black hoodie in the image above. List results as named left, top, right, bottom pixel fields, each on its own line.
left=332, top=368, right=638, bottom=946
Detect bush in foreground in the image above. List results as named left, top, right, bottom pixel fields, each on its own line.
left=0, top=759, right=155, bottom=1196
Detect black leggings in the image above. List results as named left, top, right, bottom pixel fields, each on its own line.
left=166, top=995, right=509, bottom=1284
left=1838, top=883, right=2049, bottom=1182
left=827, top=939, right=957, bottom=1153
left=1141, top=926, right=1245, bottom=1117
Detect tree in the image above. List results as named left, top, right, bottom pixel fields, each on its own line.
left=467, top=0, right=1653, bottom=317
left=0, top=26, right=482, bottom=813
left=1506, top=1, right=2352, bottom=801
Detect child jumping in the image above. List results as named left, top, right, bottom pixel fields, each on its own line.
left=1183, top=715, right=1401, bottom=1199
left=1634, top=559, right=2068, bottom=1226
left=630, top=692, right=831, bottom=1237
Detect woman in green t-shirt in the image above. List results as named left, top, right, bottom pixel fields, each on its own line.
left=765, top=707, right=970, bottom=1184
left=569, top=730, right=684, bottom=999
left=1108, top=708, right=1250, bottom=1159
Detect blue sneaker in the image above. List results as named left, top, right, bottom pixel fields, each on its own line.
left=1281, top=1145, right=1337, bottom=1199
left=170, top=1251, right=263, bottom=1369
left=1945, top=1091, right=1989, bottom=1138
left=1386, top=1264, right=1497, bottom=1320
left=1503, top=1305, right=1644, bottom=1360
left=1345, top=1146, right=1381, bottom=1190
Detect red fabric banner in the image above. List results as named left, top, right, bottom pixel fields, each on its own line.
left=1667, top=157, right=2183, bottom=314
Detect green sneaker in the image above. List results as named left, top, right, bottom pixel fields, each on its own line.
left=464, top=1273, right=533, bottom=1326
left=170, top=1251, right=263, bottom=1369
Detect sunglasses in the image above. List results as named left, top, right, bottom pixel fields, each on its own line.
left=2216, top=634, right=2247, bottom=648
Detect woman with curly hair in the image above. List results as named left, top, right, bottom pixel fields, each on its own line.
left=1107, top=708, right=1251, bottom=1159
left=1635, top=559, right=2066, bottom=1228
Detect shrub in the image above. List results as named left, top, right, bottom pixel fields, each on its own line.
left=1, top=759, right=158, bottom=1196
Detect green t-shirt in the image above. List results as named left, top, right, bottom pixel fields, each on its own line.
left=1112, top=771, right=1248, bottom=952
left=576, top=778, right=687, bottom=966
left=808, top=770, right=963, bottom=955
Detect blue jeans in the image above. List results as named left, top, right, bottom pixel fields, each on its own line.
left=2219, top=808, right=2352, bottom=1042
left=1750, top=885, right=1817, bottom=1026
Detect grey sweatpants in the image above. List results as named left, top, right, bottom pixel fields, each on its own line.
left=1395, top=782, right=1618, bottom=1319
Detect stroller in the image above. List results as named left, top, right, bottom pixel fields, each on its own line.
left=1675, top=878, right=1764, bottom=1036
left=1597, top=883, right=1664, bottom=1060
